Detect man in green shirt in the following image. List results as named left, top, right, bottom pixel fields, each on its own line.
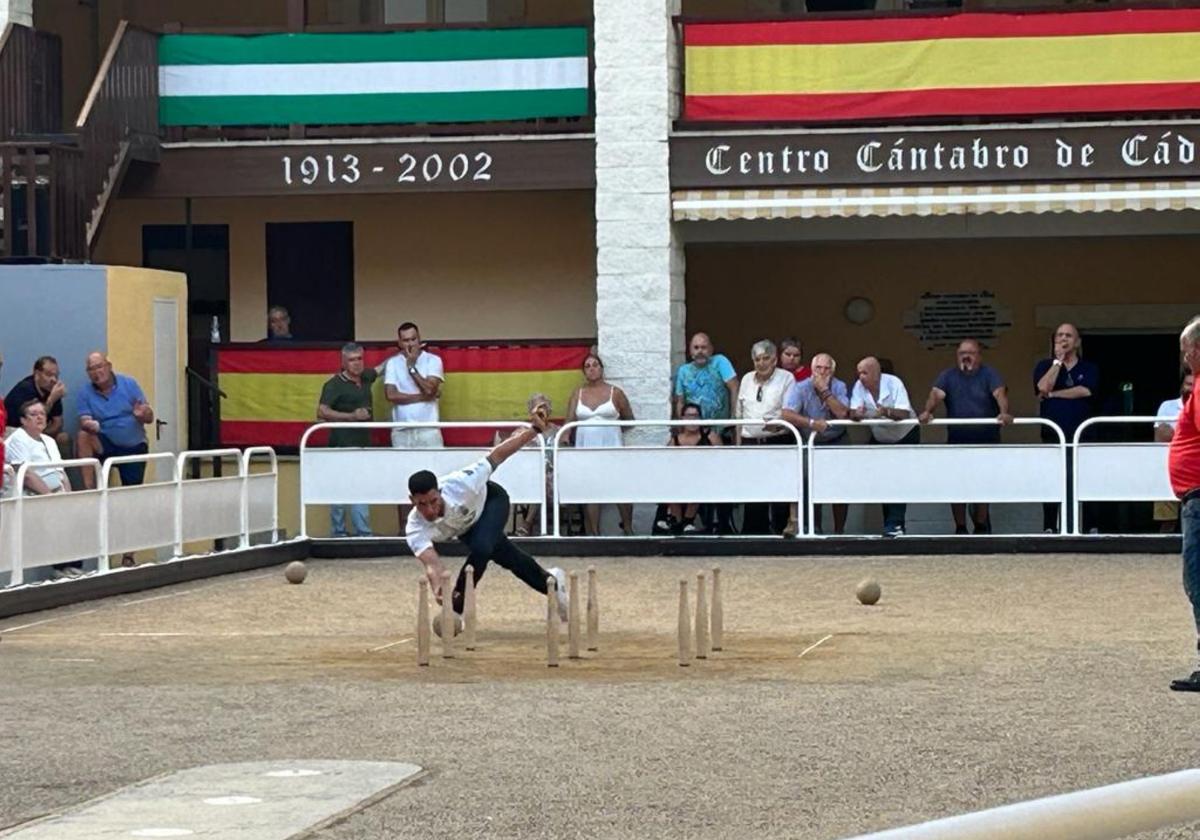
left=318, top=342, right=377, bottom=537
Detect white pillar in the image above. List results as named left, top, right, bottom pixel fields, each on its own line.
left=593, top=0, right=685, bottom=433
left=0, top=0, right=34, bottom=28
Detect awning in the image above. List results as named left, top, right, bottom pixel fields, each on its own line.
left=671, top=181, right=1200, bottom=221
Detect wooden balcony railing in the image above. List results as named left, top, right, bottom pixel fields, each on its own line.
left=0, top=23, right=62, bottom=139
left=75, top=20, right=160, bottom=249
left=0, top=143, right=85, bottom=260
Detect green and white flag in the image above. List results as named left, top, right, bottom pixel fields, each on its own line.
left=158, top=28, right=590, bottom=126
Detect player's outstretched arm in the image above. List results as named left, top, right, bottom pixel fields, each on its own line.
left=416, top=547, right=447, bottom=601
left=486, top=408, right=550, bottom=469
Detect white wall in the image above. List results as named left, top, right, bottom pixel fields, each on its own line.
left=593, top=0, right=686, bottom=431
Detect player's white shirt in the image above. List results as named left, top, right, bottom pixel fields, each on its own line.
left=384, top=350, right=444, bottom=424
left=406, top=457, right=493, bottom=556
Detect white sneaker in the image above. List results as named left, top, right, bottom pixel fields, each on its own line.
left=547, top=566, right=569, bottom=621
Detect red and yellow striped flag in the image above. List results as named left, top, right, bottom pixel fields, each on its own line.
left=217, top=343, right=591, bottom=448
left=684, top=10, right=1200, bottom=122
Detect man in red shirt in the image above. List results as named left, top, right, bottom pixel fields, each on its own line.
left=1169, top=316, right=1200, bottom=691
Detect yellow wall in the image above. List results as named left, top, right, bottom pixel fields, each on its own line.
left=104, top=266, right=189, bottom=454
left=96, top=191, right=598, bottom=342
left=686, top=236, right=1199, bottom=421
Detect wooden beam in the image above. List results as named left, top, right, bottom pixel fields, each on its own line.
left=119, top=137, right=596, bottom=199
left=287, top=0, right=306, bottom=32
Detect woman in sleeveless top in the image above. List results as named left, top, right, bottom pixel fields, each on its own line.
left=565, top=353, right=635, bottom=536
left=657, top=401, right=722, bottom=535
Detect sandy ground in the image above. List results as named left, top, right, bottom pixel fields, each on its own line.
left=2, top=552, right=1199, bottom=839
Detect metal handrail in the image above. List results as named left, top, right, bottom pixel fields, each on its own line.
left=243, top=446, right=280, bottom=545
left=1071, top=416, right=1173, bottom=536
left=550, top=418, right=804, bottom=538
left=298, top=421, right=542, bottom=539
left=9, top=458, right=102, bottom=586
left=806, top=417, right=1068, bottom=537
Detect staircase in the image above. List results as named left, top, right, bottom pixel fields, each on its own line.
left=0, top=20, right=159, bottom=262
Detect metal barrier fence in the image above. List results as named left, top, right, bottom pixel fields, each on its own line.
left=809, top=418, right=1068, bottom=536
left=299, top=422, right=546, bottom=538
left=1073, top=416, right=1175, bottom=536
left=298, top=416, right=1181, bottom=538
left=552, top=419, right=803, bottom=537
left=0, top=447, right=280, bottom=587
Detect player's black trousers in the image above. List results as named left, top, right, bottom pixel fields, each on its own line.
left=451, top=482, right=552, bottom=615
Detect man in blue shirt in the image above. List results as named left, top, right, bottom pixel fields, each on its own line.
left=1033, top=323, right=1099, bottom=532
left=781, top=352, right=850, bottom=536
left=75, top=352, right=154, bottom=494
left=919, top=339, right=1012, bottom=535
left=673, top=332, right=737, bottom=425
left=673, top=332, right=738, bottom=533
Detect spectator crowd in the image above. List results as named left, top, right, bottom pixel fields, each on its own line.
left=301, top=306, right=1190, bottom=539
left=1, top=350, right=154, bottom=576
left=3, top=306, right=1192, bottom=550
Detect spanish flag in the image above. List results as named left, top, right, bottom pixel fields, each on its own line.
left=684, top=10, right=1200, bottom=122
left=217, top=343, right=591, bottom=448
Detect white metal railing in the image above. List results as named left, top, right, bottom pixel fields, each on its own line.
left=551, top=419, right=804, bottom=538
left=296, top=416, right=1186, bottom=539
left=808, top=418, right=1068, bottom=536
left=243, top=446, right=279, bottom=543
left=0, top=447, right=280, bottom=588
left=1072, top=416, right=1175, bottom=536
left=299, top=422, right=547, bottom=538
left=842, top=768, right=1200, bottom=840
left=6, top=458, right=103, bottom=585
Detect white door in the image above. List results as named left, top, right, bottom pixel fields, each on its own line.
left=153, top=298, right=180, bottom=476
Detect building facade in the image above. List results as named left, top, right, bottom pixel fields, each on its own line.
left=4, top=0, right=1200, bottom=535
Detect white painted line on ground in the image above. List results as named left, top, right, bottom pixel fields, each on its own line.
left=100, top=632, right=190, bottom=637
left=0, top=610, right=98, bottom=634
left=798, top=634, right=834, bottom=659
left=118, top=572, right=276, bottom=608
left=47, top=658, right=98, bottom=663
left=369, top=637, right=414, bottom=653
left=0, top=569, right=279, bottom=636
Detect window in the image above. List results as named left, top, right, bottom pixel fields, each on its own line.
left=384, top=0, right=490, bottom=23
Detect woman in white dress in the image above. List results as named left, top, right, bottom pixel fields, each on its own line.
left=564, top=353, right=636, bottom=536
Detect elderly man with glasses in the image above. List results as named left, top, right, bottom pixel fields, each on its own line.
left=735, top=339, right=796, bottom=535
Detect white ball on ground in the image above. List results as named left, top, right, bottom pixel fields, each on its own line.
left=284, top=561, right=308, bottom=585
left=856, top=578, right=881, bottom=606
left=432, top=613, right=464, bottom=639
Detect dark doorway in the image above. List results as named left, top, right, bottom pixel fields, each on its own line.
left=1079, top=330, right=1183, bottom=533
left=265, top=221, right=354, bottom=342
left=143, top=223, right=230, bottom=450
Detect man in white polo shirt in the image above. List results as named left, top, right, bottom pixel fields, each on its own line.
left=384, top=321, right=444, bottom=448
left=851, top=356, right=919, bottom=537
left=407, top=404, right=567, bottom=622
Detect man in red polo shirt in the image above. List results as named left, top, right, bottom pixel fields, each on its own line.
left=1169, top=316, right=1200, bottom=692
